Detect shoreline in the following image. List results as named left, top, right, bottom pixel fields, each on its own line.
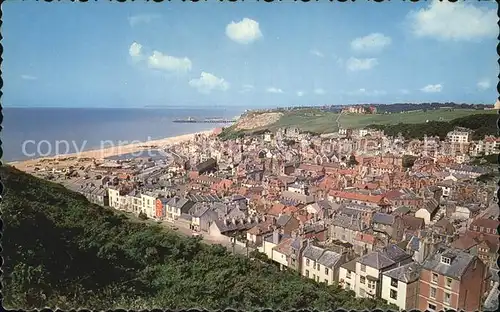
left=8, top=129, right=215, bottom=171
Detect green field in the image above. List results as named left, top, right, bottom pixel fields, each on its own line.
left=238, top=109, right=496, bottom=135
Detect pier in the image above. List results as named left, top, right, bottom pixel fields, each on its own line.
left=173, top=117, right=236, bottom=124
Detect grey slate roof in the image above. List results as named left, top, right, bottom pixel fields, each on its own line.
left=359, top=244, right=411, bottom=269
left=372, top=212, right=395, bottom=225
left=422, top=247, right=478, bottom=280
left=341, top=259, right=357, bottom=271
left=383, top=262, right=421, bottom=284
left=276, top=214, right=292, bottom=227
left=303, top=244, right=325, bottom=261
left=318, top=250, right=343, bottom=269
left=332, top=214, right=365, bottom=232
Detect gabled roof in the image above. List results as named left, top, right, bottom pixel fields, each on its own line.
left=318, top=250, right=343, bottom=269
left=303, top=244, right=325, bottom=261
left=422, top=248, right=478, bottom=280
left=383, top=262, right=421, bottom=284
left=358, top=244, right=411, bottom=270
left=372, top=212, right=395, bottom=225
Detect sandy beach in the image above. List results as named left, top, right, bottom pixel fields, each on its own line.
left=9, top=130, right=214, bottom=172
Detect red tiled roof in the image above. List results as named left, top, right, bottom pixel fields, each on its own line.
left=328, top=190, right=385, bottom=204
left=470, top=218, right=500, bottom=231
left=267, top=203, right=285, bottom=216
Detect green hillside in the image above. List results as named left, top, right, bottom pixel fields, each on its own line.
left=220, top=109, right=496, bottom=139
left=1, top=166, right=396, bottom=310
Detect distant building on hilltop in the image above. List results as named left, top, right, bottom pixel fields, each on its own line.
left=341, top=105, right=377, bottom=114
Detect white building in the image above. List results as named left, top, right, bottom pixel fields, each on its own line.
left=381, top=262, right=421, bottom=311
left=446, top=129, right=470, bottom=144
left=141, top=192, right=158, bottom=218
left=302, top=244, right=346, bottom=285
left=108, top=187, right=126, bottom=210
left=338, top=245, right=413, bottom=299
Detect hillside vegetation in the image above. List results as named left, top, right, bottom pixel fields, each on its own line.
left=367, top=113, right=498, bottom=140
left=219, top=108, right=495, bottom=139
left=1, top=166, right=396, bottom=310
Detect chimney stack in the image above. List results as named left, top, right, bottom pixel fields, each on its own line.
left=272, top=229, right=280, bottom=244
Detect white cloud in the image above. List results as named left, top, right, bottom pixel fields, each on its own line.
left=241, top=84, right=255, bottom=93
left=128, top=14, right=161, bottom=27
left=346, top=57, right=378, bottom=72
left=349, top=88, right=386, bottom=96
left=477, top=79, right=491, bottom=91
left=314, top=88, right=326, bottom=95
left=21, top=74, right=37, bottom=80
left=267, top=87, right=284, bottom=94
left=407, top=1, right=497, bottom=41
left=351, top=33, right=392, bottom=53
left=297, top=91, right=305, bottom=97
left=310, top=49, right=324, bottom=58
left=189, top=72, right=229, bottom=94
left=420, top=84, right=443, bottom=93
left=148, top=51, right=192, bottom=72
left=226, top=18, right=263, bottom=44
left=129, top=42, right=143, bottom=58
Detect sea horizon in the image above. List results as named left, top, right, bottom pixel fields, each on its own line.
left=2, top=107, right=244, bottom=162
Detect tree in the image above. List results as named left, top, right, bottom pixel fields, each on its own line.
left=347, top=155, right=359, bottom=167
left=402, top=155, right=418, bottom=168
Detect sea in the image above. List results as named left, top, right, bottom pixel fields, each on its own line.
left=2, top=107, right=244, bottom=162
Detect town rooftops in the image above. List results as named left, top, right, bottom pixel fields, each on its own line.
left=372, top=212, right=395, bottom=225
left=186, top=193, right=221, bottom=202
left=340, top=259, right=357, bottom=272
left=358, top=244, right=411, bottom=270
left=422, top=247, right=479, bottom=280
left=318, top=249, right=343, bottom=269
left=383, top=262, right=422, bottom=284
left=303, top=244, right=325, bottom=261
left=329, top=190, right=387, bottom=205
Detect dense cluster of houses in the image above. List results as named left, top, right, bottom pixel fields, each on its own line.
left=49, top=124, right=498, bottom=311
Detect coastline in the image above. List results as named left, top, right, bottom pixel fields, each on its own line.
left=9, top=129, right=215, bottom=171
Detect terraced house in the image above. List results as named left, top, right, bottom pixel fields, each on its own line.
left=301, top=243, right=349, bottom=285
left=417, top=247, right=487, bottom=312
left=338, top=244, right=413, bottom=299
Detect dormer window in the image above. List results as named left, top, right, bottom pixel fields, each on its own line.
left=441, top=256, right=451, bottom=265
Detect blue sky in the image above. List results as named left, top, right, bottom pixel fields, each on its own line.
left=3, top=1, right=498, bottom=108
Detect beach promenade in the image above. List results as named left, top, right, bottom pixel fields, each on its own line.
left=9, top=130, right=214, bottom=172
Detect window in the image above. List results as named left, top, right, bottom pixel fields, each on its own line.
left=486, top=228, right=491, bottom=234
left=473, top=226, right=478, bottom=231
left=346, top=270, right=352, bottom=279
left=306, top=259, right=310, bottom=266
left=441, top=256, right=451, bottom=265
left=428, top=303, right=437, bottom=311
left=346, top=282, right=351, bottom=290
left=432, top=273, right=438, bottom=283
left=361, top=264, right=366, bottom=272
left=480, top=226, right=484, bottom=232
left=444, top=292, right=451, bottom=304
left=360, top=289, right=366, bottom=297
left=391, top=278, right=398, bottom=288
left=360, top=276, right=366, bottom=284
left=325, top=267, right=329, bottom=275
left=430, top=287, right=437, bottom=299
left=316, top=276, right=320, bottom=282
left=390, top=289, right=398, bottom=300
left=324, top=279, right=329, bottom=284
left=368, top=281, right=375, bottom=289
left=305, top=270, right=309, bottom=277
left=313, top=274, right=316, bottom=280
left=446, top=277, right=452, bottom=288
